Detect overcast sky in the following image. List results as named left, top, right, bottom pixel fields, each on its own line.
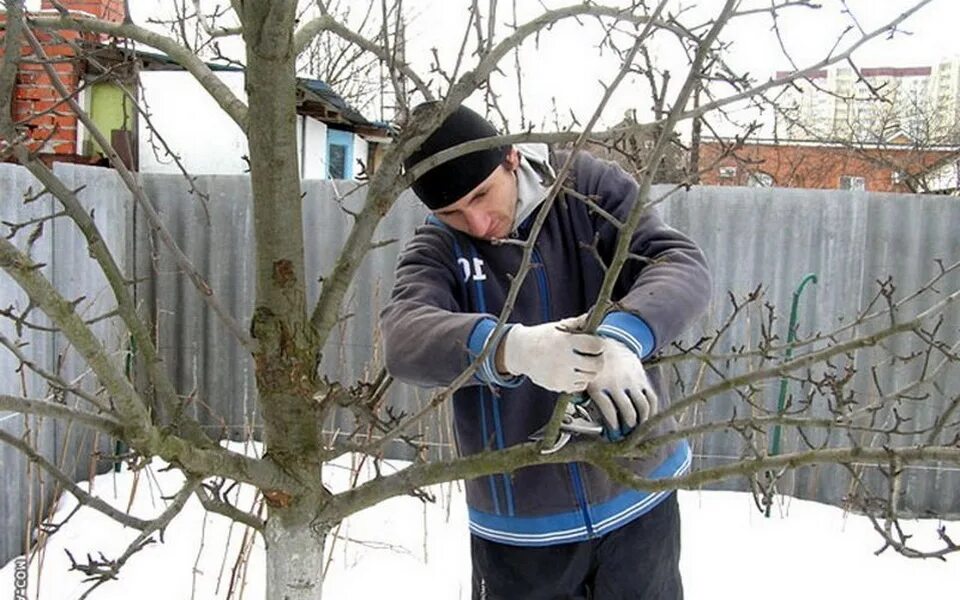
left=399, top=0, right=960, bottom=132
left=25, top=0, right=960, bottom=132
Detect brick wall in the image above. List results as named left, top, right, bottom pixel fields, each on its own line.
left=699, top=141, right=958, bottom=192
left=9, top=27, right=83, bottom=155
left=40, top=0, right=125, bottom=24
left=2, top=1, right=125, bottom=157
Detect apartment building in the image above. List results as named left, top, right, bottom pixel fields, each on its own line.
left=775, top=58, right=960, bottom=143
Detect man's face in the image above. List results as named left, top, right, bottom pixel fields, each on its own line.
left=433, top=149, right=520, bottom=240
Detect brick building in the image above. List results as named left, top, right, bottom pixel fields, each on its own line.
left=1, top=0, right=125, bottom=160
left=1, top=0, right=391, bottom=177
left=699, top=139, right=960, bottom=194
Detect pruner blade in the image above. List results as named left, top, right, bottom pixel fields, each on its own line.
left=529, top=398, right=604, bottom=454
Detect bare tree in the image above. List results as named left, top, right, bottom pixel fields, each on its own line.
left=1, top=1, right=958, bottom=599
left=296, top=0, right=408, bottom=119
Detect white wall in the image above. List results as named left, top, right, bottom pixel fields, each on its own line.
left=353, top=136, right=370, bottom=179
left=928, top=160, right=960, bottom=192
left=300, top=116, right=329, bottom=180
left=138, top=71, right=249, bottom=175
left=138, top=71, right=366, bottom=179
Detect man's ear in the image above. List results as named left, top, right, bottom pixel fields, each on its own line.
left=503, top=147, right=520, bottom=172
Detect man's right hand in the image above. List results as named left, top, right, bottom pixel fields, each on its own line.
left=497, top=316, right=604, bottom=393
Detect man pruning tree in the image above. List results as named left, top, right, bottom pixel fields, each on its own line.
left=382, top=103, right=711, bottom=599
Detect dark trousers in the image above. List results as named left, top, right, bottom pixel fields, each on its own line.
left=471, top=492, right=683, bottom=600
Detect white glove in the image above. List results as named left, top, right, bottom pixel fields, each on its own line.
left=499, top=316, right=604, bottom=393
left=586, top=338, right=658, bottom=434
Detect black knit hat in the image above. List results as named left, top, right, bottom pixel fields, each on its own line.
left=404, top=103, right=508, bottom=210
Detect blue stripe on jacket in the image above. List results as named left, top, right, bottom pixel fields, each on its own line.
left=467, top=440, right=691, bottom=546
left=597, top=310, right=657, bottom=360
left=433, top=216, right=517, bottom=517
left=467, top=242, right=516, bottom=517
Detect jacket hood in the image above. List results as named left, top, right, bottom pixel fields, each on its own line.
left=512, top=143, right=557, bottom=232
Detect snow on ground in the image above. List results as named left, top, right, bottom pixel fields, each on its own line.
left=1, top=442, right=957, bottom=599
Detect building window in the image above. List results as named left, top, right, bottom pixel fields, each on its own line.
left=326, top=129, right=354, bottom=179
left=718, top=166, right=737, bottom=179
left=839, top=175, right=866, bottom=191
left=747, top=172, right=774, bottom=187
left=328, top=144, right=347, bottom=179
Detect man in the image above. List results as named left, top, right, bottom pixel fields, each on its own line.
left=381, top=103, right=711, bottom=599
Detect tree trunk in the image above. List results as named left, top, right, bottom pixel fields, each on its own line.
left=240, top=4, right=330, bottom=598
left=264, top=509, right=329, bottom=600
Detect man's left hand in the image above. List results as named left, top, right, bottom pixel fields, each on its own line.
left=585, top=338, right=658, bottom=435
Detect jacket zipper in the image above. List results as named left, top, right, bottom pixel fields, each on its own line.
left=568, top=465, right=595, bottom=537
left=469, top=242, right=514, bottom=516
left=532, top=246, right=595, bottom=538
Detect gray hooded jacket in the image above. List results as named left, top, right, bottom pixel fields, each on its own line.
left=381, top=149, right=711, bottom=546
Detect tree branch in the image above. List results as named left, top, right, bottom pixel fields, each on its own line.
left=70, top=477, right=201, bottom=597
left=596, top=446, right=960, bottom=494
left=294, top=12, right=433, bottom=101
left=19, top=21, right=258, bottom=356
left=0, top=330, right=110, bottom=411
left=0, top=427, right=153, bottom=530
left=195, top=486, right=265, bottom=531
left=0, top=394, right=121, bottom=434
left=0, top=236, right=153, bottom=433
left=20, top=13, right=249, bottom=131
left=633, top=282, right=960, bottom=445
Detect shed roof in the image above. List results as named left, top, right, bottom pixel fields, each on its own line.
left=84, top=44, right=390, bottom=136
left=296, top=78, right=390, bottom=134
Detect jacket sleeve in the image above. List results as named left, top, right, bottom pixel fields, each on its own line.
left=380, top=225, right=523, bottom=389
left=571, top=152, right=712, bottom=359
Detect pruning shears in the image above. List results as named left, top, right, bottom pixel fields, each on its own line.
left=529, top=396, right=606, bottom=454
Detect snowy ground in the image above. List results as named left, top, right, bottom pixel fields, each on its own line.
left=1, top=443, right=957, bottom=599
